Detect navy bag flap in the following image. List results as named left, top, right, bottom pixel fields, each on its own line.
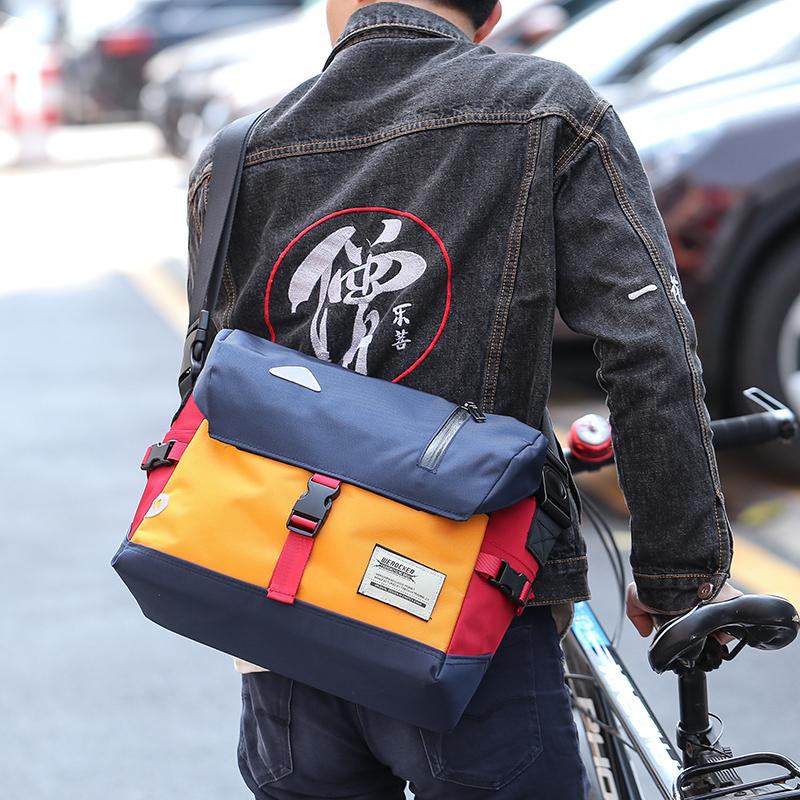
left=193, top=330, right=548, bottom=521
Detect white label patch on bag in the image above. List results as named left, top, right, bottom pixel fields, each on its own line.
left=358, top=545, right=446, bottom=621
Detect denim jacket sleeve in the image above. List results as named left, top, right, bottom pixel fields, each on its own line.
left=553, top=102, right=733, bottom=613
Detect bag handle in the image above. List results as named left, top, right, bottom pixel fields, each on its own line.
left=178, top=110, right=265, bottom=401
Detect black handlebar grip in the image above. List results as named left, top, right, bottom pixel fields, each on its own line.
left=710, top=411, right=794, bottom=450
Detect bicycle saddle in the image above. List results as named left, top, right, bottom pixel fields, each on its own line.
left=648, top=594, right=799, bottom=674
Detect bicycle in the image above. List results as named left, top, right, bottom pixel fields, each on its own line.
left=561, top=387, right=800, bottom=799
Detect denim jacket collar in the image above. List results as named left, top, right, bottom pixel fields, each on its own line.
left=324, top=2, right=470, bottom=69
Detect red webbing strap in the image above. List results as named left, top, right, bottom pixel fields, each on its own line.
left=474, top=552, right=502, bottom=580
left=474, top=552, right=535, bottom=609
left=267, top=474, right=340, bottom=604
left=266, top=532, right=315, bottom=604
left=171, top=442, right=188, bottom=460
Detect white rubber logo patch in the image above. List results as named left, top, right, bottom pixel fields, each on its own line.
left=358, top=545, right=446, bottom=621
left=269, top=365, right=322, bottom=392
left=145, top=493, right=169, bottom=518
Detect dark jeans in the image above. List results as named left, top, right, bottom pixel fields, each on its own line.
left=238, top=606, right=589, bottom=799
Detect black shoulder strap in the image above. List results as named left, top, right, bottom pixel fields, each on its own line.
left=179, top=110, right=264, bottom=401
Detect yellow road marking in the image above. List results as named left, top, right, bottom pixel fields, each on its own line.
left=732, top=536, right=800, bottom=608
left=127, top=263, right=186, bottom=335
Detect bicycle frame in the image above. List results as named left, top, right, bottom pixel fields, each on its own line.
left=566, top=601, right=683, bottom=799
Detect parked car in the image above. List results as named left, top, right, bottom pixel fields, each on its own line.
left=531, top=0, right=747, bottom=93
left=140, top=18, right=284, bottom=156
left=617, top=60, right=800, bottom=475
left=611, top=0, right=800, bottom=106
left=485, top=0, right=608, bottom=53
left=175, top=0, right=331, bottom=165
left=61, top=0, right=300, bottom=123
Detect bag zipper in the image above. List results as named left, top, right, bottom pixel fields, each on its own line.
left=419, top=401, right=486, bottom=471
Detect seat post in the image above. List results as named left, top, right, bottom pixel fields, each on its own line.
left=676, top=667, right=714, bottom=767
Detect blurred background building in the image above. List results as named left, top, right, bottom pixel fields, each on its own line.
left=1, top=1, right=798, bottom=798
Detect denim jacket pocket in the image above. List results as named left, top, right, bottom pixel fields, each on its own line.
left=419, top=623, right=543, bottom=790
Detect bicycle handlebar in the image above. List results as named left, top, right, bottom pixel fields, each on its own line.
left=709, top=409, right=796, bottom=450
left=564, top=387, right=797, bottom=474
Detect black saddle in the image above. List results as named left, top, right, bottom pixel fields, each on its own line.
left=648, top=594, right=799, bottom=674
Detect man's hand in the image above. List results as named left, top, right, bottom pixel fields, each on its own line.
left=626, top=581, right=743, bottom=640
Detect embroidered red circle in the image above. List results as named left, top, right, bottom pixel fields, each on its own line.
left=264, top=207, right=452, bottom=382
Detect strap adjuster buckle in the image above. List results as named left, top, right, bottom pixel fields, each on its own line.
left=286, top=476, right=341, bottom=537
left=536, top=462, right=572, bottom=529
left=178, top=310, right=211, bottom=399
left=141, top=440, right=178, bottom=471
left=488, top=561, right=532, bottom=606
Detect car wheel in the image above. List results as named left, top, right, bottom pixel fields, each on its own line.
left=734, top=234, right=800, bottom=479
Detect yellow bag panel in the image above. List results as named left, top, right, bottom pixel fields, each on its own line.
left=132, top=421, right=489, bottom=651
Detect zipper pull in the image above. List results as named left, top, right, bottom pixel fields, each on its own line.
left=462, top=401, right=486, bottom=422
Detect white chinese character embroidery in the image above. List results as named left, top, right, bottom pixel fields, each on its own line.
left=392, top=303, right=411, bottom=327
left=288, top=218, right=427, bottom=373
left=670, top=275, right=687, bottom=306
left=392, top=329, right=411, bottom=351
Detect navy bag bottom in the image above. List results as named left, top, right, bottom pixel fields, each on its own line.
left=112, top=540, right=490, bottom=732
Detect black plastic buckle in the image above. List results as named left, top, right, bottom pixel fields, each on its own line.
left=141, top=440, right=178, bottom=471
left=286, top=477, right=340, bottom=537
left=488, top=561, right=530, bottom=606
left=536, top=461, right=572, bottom=529
left=178, top=310, right=210, bottom=400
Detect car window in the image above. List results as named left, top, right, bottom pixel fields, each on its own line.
left=614, top=4, right=739, bottom=81
left=533, top=0, right=724, bottom=85
left=559, top=0, right=604, bottom=16
left=639, top=0, right=800, bottom=94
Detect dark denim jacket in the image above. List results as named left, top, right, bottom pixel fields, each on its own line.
left=186, top=2, right=732, bottom=613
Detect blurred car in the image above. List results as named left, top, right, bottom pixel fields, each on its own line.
left=174, top=0, right=331, bottom=165
left=610, top=0, right=800, bottom=106
left=617, top=60, right=800, bottom=475
left=140, top=18, right=285, bottom=156
left=531, top=0, right=748, bottom=93
left=61, top=0, right=300, bottom=123
left=486, top=0, right=608, bottom=54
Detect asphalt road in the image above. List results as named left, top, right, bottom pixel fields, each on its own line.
left=1, top=124, right=798, bottom=800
